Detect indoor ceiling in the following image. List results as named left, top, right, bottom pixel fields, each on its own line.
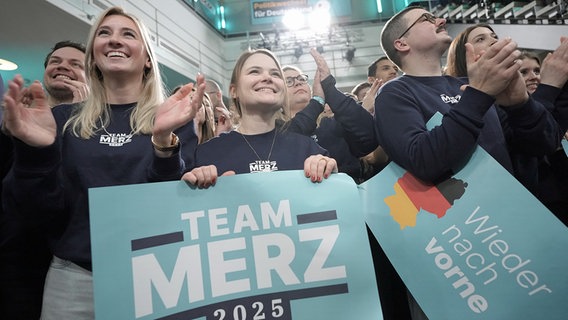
left=0, top=0, right=193, bottom=90
left=1, top=0, right=391, bottom=92
left=2, top=0, right=563, bottom=95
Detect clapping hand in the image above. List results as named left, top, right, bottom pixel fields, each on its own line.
left=2, top=74, right=56, bottom=147
left=153, top=74, right=206, bottom=145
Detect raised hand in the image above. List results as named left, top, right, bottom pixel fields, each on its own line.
left=466, top=37, right=522, bottom=98
left=362, top=78, right=383, bottom=114
left=62, top=78, right=90, bottom=103
left=214, top=106, right=233, bottom=136
left=153, top=74, right=206, bottom=145
left=2, top=74, right=56, bottom=147
left=311, top=68, right=325, bottom=100
left=540, top=36, right=568, bottom=89
left=495, top=68, right=529, bottom=107
left=310, top=48, right=332, bottom=80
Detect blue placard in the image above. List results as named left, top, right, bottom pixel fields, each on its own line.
left=89, top=171, right=382, bottom=319
left=359, top=113, right=568, bottom=319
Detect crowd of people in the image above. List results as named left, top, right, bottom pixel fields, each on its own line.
left=1, top=4, right=567, bottom=320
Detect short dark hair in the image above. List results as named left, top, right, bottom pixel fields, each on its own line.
left=367, top=56, right=390, bottom=77
left=351, top=81, right=372, bottom=97
left=380, top=6, right=422, bottom=69
left=44, top=40, right=86, bottom=68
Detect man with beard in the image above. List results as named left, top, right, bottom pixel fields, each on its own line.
left=0, top=40, right=87, bottom=319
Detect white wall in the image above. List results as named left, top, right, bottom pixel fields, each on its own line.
left=47, top=0, right=229, bottom=88
left=46, top=0, right=387, bottom=93
left=446, top=23, right=567, bottom=51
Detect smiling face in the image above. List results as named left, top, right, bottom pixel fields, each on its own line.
left=230, top=52, right=286, bottom=116
left=519, top=57, right=541, bottom=94
left=92, top=14, right=151, bottom=80
left=43, top=46, right=86, bottom=102
left=466, top=26, right=498, bottom=56
left=284, top=68, right=311, bottom=114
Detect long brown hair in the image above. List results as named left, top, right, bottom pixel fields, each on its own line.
left=229, top=49, right=290, bottom=122
left=445, top=23, right=495, bottom=77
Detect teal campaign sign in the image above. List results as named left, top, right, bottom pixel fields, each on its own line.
left=89, top=171, right=382, bottom=319
left=360, top=113, right=568, bottom=319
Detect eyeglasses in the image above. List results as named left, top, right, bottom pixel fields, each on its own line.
left=398, top=12, right=438, bottom=39
left=285, top=74, right=308, bottom=87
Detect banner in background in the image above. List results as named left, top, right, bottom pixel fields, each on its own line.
left=250, top=0, right=351, bottom=25
left=90, top=171, right=382, bottom=319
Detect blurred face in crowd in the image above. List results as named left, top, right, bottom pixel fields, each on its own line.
left=519, top=57, right=541, bottom=94
left=369, top=59, right=399, bottom=83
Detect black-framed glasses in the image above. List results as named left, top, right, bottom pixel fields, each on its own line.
left=398, top=12, right=437, bottom=39
left=286, top=74, right=308, bottom=87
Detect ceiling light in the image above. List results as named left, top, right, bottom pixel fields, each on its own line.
left=308, top=7, right=330, bottom=33
left=0, top=58, right=18, bottom=71
left=283, top=10, right=305, bottom=30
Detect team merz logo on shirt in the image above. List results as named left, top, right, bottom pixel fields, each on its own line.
left=249, top=160, right=278, bottom=173
left=440, top=94, right=461, bottom=104
left=100, top=133, right=133, bottom=147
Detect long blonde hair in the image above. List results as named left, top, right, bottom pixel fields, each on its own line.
left=65, top=6, right=165, bottom=138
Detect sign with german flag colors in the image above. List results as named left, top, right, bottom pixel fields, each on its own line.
left=359, top=114, right=568, bottom=319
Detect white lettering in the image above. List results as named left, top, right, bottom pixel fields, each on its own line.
left=208, top=238, right=250, bottom=297
left=209, top=208, right=229, bottom=237
left=252, top=233, right=300, bottom=289
left=299, top=225, right=346, bottom=282
left=180, top=210, right=205, bottom=240
left=132, top=246, right=204, bottom=318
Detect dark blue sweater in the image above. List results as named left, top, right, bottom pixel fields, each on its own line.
left=312, top=117, right=363, bottom=181
left=194, top=128, right=327, bottom=174
left=2, top=103, right=197, bottom=270
left=374, top=75, right=560, bottom=184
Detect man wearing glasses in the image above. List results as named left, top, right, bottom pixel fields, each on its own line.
left=369, top=6, right=560, bottom=320
left=374, top=6, right=559, bottom=184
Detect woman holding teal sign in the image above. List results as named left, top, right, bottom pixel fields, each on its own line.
left=2, top=6, right=203, bottom=319
left=182, top=49, right=338, bottom=188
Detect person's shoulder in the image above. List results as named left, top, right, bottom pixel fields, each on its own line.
left=279, top=130, right=321, bottom=149
left=198, top=130, right=237, bottom=148
left=445, top=75, right=469, bottom=85
left=379, top=75, right=417, bottom=95
left=52, top=103, right=79, bottom=120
